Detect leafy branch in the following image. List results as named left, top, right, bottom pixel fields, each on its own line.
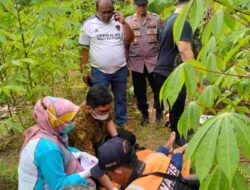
left=214, top=0, right=250, bottom=16
left=194, top=67, right=250, bottom=78
left=224, top=12, right=249, bottom=27
left=214, top=53, right=249, bottom=72
left=14, top=0, right=33, bottom=90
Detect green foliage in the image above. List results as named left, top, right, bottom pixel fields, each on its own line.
left=160, top=62, right=198, bottom=108
left=157, top=0, right=250, bottom=189
left=186, top=113, right=249, bottom=188
left=177, top=101, right=201, bottom=138
left=148, top=0, right=174, bottom=14
left=0, top=160, right=18, bottom=189
left=160, top=63, right=185, bottom=108
left=189, top=0, right=205, bottom=32
left=198, top=85, right=221, bottom=107
left=173, top=0, right=193, bottom=43
left=0, top=0, right=94, bottom=129
left=0, top=117, right=24, bottom=135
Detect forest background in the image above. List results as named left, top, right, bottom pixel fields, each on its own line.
left=0, top=0, right=249, bottom=189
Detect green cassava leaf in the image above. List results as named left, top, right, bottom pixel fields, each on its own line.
left=148, top=0, right=173, bottom=14
left=0, top=117, right=23, bottom=134
left=201, top=167, right=230, bottom=190
left=185, top=116, right=218, bottom=160
left=201, top=20, right=212, bottom=46
left=187, top=113, right=245, bottom=186
left=0, top=29, right=17, bottom=41
left=200, top=166, right=231, bottom=190
left=0, top=0, right=14, bottom=11
left=177, top=101, right=201, bottom=139
left=228, top=27, right=248, bottom=45
left=211, top=10, right=224, bottom=37
left=194, top=118, right=221, bottom=181
left=231, top=114, right=250, bottom=160
left=218, top=171, right=231, bottom=190
left=0, top=33, right=7, bottom=43
left=173, top=0, right=193, bottom=43
left=201, top=36, right=217, bottom=64
left=216, top=113, right=240, bottom=185
left=183, top=63, right=197, bottom=96
left=206, top=36, right=217, bottom=54
left=200, top=167, right=221, bottom=190
left=221, top=35, right=250, bottom=69
left=20, top=58, right=37, bottom=65
left=0, top=85, right=26, bottom=96
left=11, top=58, right=37, bottom=68
left=232, top=170, right=249, bottom=190
left=159, top=64, right=185, bottom=108
left=206, top=53, right=219, bottom=83
left=239, top=163, right=250, bottom=179
left=187, top=59, right=206, bottom=70
left=198, top=85, right=221, bottom=107
left=63, top=38, right=77, bottom=49
left=189, top=0, right=205, bottom=32
left=223, top=12, right=236, bottom=30
left=235, top=106, right=250, bottom=114
left=33, top=24, right=54, bottom=38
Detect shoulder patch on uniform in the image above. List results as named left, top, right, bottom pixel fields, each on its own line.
left=126, top=15, right=133, bottom=19
left=149, top=12, right=159, bottom=17
left=126, top=15, right=133, bottom=22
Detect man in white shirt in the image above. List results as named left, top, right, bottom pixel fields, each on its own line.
left=79, top=0, right=134, bottom=127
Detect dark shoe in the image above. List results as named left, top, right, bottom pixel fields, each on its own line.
left=141, top=116, right=149, bottom=126
left=156, top=111, right=163, bottom=123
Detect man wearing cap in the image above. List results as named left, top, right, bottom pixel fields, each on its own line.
left=79, top=0, right=134, bottom=128
left=90, top=133, right=196, bottom=190
left=153, top=0, right=195, bottom=145
left=126, top=0, right=163, bottom=125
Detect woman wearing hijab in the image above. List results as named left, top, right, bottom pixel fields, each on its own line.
left=18, top=96, right=95, bottom=190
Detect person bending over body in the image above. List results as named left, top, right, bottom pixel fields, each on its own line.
left=69, top=86, right=135, bottom=157
left=89, top=132, right=194, bottom=190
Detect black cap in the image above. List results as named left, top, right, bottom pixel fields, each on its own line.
left=134, top=0, right=148, bottom=5
left=90, top=137, right=137, bottom=179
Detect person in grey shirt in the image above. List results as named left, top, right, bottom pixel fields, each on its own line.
left=126, top=0, right=163, bottom=125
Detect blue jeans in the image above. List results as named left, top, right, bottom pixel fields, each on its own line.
left=157, top=146, right=183, bottom=170
left=91, top=67, right=128, bottom=126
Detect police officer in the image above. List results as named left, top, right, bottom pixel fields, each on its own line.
left=126, top=0, right=162, bottom=125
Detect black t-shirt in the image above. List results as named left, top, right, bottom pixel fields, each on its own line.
left=154, top=13, right=192, bottom=77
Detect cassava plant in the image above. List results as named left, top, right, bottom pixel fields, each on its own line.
left=154, top=0, right=250, bottom=189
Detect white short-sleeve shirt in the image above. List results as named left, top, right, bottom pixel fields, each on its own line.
left=79, top=15, right=126, bottom=74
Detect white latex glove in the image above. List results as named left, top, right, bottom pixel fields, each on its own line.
left=78, top=170, right=91, bottom=178
left=79, top=152, right=98, bottom=165
left=72, top=152, right=81, bottom=159
left=77, top=152, right=98, bottom=178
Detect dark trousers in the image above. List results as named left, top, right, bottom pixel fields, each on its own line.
left=153, top=72, right=186, bottom=140
left=132, top=67, right=162, bottom=115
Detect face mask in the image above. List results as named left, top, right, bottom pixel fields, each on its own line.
left=91, top=109, right=109, bottom=121
left=60, top=122, right=75, bottom=135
